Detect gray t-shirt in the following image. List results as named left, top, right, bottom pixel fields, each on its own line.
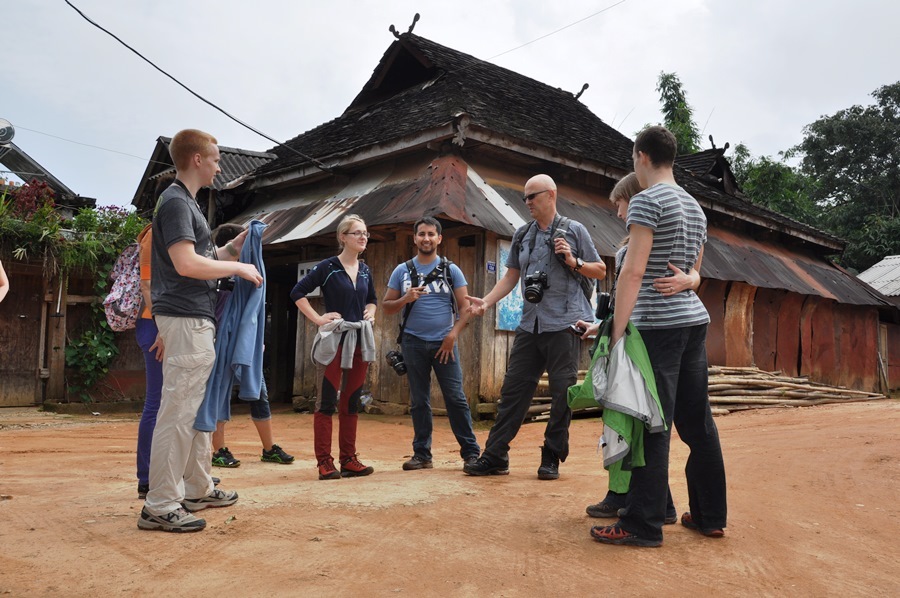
left=150, top=180, right=218, bottom=321
left=507, top=214, right=600, bottom=333
left=626, top=182, right=710, bottom=329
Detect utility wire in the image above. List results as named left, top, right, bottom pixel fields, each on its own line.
left=484, top=0, right=628, bottom=63
left=64, top=0, right=331, bottom=172
left=15, top=124, right=165, bottom=164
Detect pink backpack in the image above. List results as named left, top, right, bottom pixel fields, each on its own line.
left=103, top=243, right=142, bottom=332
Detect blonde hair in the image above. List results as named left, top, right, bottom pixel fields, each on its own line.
left=610, top=172, right=643, bottom=203
left=169, top=129, right=218, bottom=171
left=336, top=214, right=366, bottom=248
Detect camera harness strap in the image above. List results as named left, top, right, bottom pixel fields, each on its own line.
left=396, top=257, right=457, bottom=344
left=513, top=215, right=593, bottom=301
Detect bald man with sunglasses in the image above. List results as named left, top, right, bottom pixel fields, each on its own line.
left=465, top=174, right=605, bottom=480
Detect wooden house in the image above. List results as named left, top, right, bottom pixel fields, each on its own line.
left=198, top=33, right=894, bottom=412
left=0, top=143, right=98, bottom=407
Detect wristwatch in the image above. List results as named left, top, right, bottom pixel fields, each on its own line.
left=573, top=257, right=584, bottom=271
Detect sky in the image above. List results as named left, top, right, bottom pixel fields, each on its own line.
left=3, top=0, right=899, bottom=208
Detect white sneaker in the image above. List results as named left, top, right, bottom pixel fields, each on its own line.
left=137, top=507, right=206, bottom=532
left=183, top=488, right=239, bottom=512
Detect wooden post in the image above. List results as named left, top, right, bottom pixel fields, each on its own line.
left=46, top=274, right=68, bottom=401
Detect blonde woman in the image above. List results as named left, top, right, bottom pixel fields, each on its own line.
left=291, top=215, right=377, bottom=480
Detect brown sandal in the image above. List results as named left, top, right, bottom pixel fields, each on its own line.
left=681, top=512, right=724, bottom=537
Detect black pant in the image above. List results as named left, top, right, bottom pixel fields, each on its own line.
left=619, top=324, right=727, bottom=541
left=483, top=329, right=578, bottom=464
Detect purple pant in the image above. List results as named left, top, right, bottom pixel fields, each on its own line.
left=135, top=318, right=163, bottom=486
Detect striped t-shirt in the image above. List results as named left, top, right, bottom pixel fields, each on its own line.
left=626, top=183, right=710, bottom=330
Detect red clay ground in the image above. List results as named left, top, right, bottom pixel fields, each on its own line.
left=1, top=400, right=898, bottom=597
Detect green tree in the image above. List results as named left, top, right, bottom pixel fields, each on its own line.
left=656, top=72, right=701, bottom=155
left=729, top=143, right=817, bottom=224
left=789, top=81, right=900, bottom=270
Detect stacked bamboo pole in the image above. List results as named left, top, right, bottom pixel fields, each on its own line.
left=706, top=366, right=886, bottom=413
left=525, top=366, right=887, bottom=420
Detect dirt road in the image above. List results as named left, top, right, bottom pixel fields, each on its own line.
left=1, top=400, right=898, bottom=597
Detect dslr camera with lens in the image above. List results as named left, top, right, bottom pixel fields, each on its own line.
left=385, top=350, right=407, bottom=376
left=595, top=291, right=612, bottom=321
left=523, top=270, right=549, bottom=303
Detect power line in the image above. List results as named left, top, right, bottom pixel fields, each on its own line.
left=14, top=124, right=164, bottom=164
left=63, top=0, right=331, bottom=172
left=484, top=0, right=629, bottom=63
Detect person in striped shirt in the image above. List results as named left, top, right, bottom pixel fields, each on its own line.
left=589, top=126, right=727, bottom=548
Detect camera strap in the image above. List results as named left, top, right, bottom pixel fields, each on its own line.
left=515, top=215, right=593, bottom=302
left=396, top=257, right=456, bottom=344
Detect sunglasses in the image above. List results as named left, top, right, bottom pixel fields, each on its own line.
left=522, top=189, right=551, bottom=202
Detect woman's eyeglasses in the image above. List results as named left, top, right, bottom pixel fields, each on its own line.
left=344, top=231, right=370, bottom=238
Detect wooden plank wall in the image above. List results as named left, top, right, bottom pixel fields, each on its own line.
left=288, top=234, right=888, bottom=404
left=290, top=229, right=488, bottom=410
left=0, top=264, right=45, bottom=406
left=884, top=322, right=900, bottom=390
left=698, top=279, right=728, bottom=366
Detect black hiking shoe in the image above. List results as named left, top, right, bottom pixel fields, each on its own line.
left=463, top=456, right=509, bottom=476
left=537, top=445, right=559, bottom=480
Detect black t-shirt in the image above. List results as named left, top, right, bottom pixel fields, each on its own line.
left=150, top=180, right=218, bottom=321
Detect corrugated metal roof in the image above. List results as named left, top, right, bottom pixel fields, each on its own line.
left=0, top=141, right=77, bottom=198
left=702, top=227, right=889, bottom=306
left=237, top=155, right=528, bottom=246
left=858, top=255, right=900, bottom=296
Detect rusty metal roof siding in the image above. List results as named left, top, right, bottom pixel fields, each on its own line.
left=702, top=226, right=890, bottom=307
left=675, top=168, right=844, bottom=248
left=242, top=156, right=525, bottom=245
left=254, top=33, right=634, bottom=178
left=858, top=255, right=900, bottom=296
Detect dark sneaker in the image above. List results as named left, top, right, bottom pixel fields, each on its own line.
left=680, top=512, right=725, bottom=537
left=463, top=455, right=479, bottom=469
left=340, top=456, right=374, bottom=477
left=463, top=456, right=509, bottom=476
left=183, top=488, right=239, bottom=512
left=615, top=507, right=678, bottom=525
left=261, top=444, right=295, bottom=464
left=587, top=500, right=621, bottom=518
left=590, top=523, right=662, bottom=547
left=137, top=507, right=206, bottom=533
left=537, top=445, right=559, bottom=480
left=137, top=484, right=149, bottom=500
left=212, top=447, right=241, bottom=468
left=318, top=458, right=341, bottom=480
left=403, top=456, right=433, bottom=471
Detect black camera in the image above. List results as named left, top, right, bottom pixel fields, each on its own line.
left=385, top=350, right=407, bottom=376
left=216, top=277, right=235, bottom=292
left=523, top=271, right=550, bottom=303
left=595, top=291, right=612, bottom=321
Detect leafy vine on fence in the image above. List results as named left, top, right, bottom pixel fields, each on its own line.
left=1, top=181, right=148, bottom=402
